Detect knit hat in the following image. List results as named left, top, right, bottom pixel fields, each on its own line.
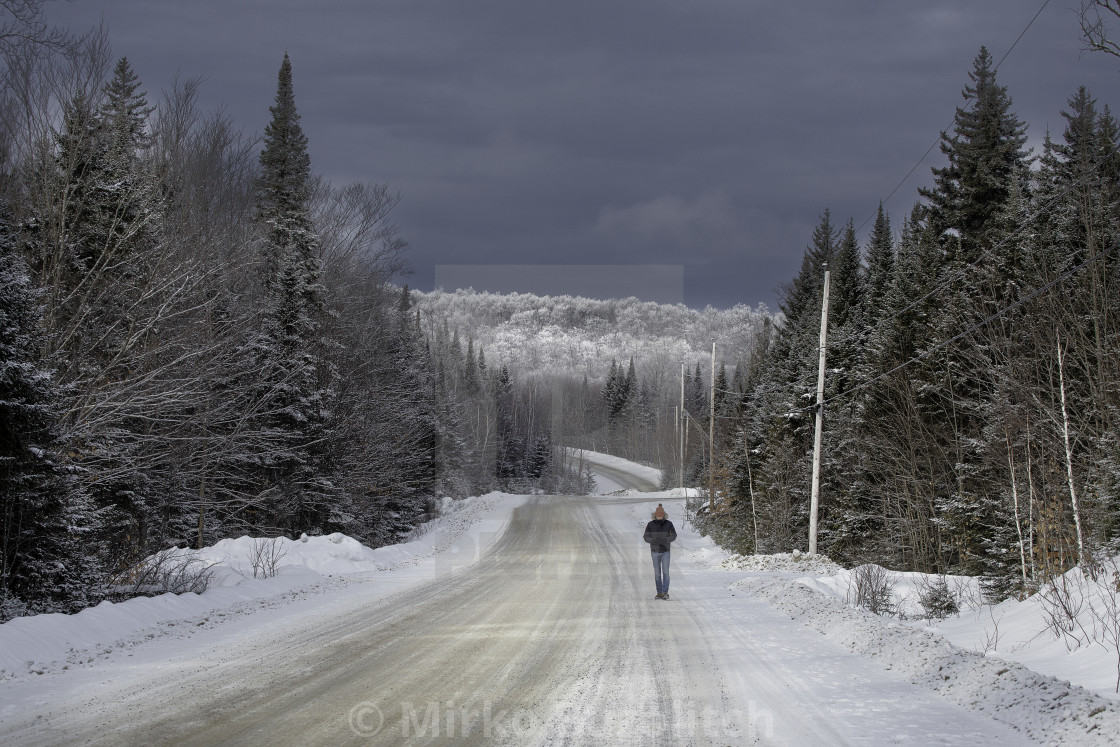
left=652, top=503, right=667, bottom=519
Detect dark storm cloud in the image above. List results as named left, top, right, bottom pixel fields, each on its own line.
left=45, top=0, right=1120, bottom=309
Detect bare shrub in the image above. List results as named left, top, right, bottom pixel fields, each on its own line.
left=980, top=607, right=1005, bottom=654
left=1039, top=568, right=1093, bottom=651
left=248, top=537, right=288, bottom=579
left=847, top=564, right=896, bottom=617
left=111, top=550, right=215, bottom=598
left=953, top=577, right=986, bottom=615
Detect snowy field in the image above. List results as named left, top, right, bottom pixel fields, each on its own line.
left=0, top=458, right=1118, bottom=744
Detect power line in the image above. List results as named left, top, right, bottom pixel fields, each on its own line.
left=706, top=237, right=1117, bottom=425
left=865, top=156, right=1106, bottom=338
left=805, top=237, right=1117, bottom=419
left=724, top=150, right=1102, bottom=403
left=994, top=0, right=1053, bottom=71
left=853, top=0, right=1053, bottom=236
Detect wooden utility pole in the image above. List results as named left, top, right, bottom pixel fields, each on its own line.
left=745, top=433, right=759, bottom=553
left=809, top=267, right=830, bottom=556
left=709, top=340, right=716, bottom=512
left=680, top=362, right=685, bottom=492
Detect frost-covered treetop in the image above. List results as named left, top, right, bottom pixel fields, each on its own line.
left=413, top=288, right=776, bottom=381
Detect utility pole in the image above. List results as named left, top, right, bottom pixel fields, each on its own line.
left=809, top=266, right=830, bottom=555
left=673, top=404, right=679, bottom=484
left=709, top=340, right=716, bottom=513
left=679, top=362, right=685, bottom=492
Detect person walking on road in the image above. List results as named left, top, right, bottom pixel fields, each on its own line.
left=644, top=503, right=677, bottom=600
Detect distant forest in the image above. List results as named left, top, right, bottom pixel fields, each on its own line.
left=414, top=288, right=772, bottom=473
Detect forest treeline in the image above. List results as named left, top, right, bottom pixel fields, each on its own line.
left=692, top=47, right=1120, bottom=600
left=0, top=22, right=583, bottom=619
left=414, top=289, right=771, bottom=469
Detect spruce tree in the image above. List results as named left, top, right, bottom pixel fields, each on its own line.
left=864, top=203, right=895, bottom=324
left=922, top=46, right=1030, bottom=263
left=0, top=207, right=99, bottom=617
left=246, top=53, right=337, bottom=532
left=858, top=206, right=946, bottom=569
left=101, top=58, right=153, bottom=176
left=779, top=209, right=838, bottom=336
left=463, top=338, right=479, bottom=394
left=913, top=48, right=1031, bottom=578
left=494, top=365, right=520, bottom=486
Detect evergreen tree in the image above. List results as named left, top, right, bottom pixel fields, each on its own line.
left=779, top=209, right=839, bottom=335
left=913, top=48, right=1031, bottom=579
left=864, top=203, right=894, bottom=324
left=494, top=365, right=521, bottom=486
left=0, top=207, right=99, bottom=618
left=713, top=362, right=730, bottom=418
left=32, top=61, right=164, bottom=575
left=100, top=58, right=153, bottom=176
left=922, top=46, right=1030, bottom=263
left=245, top=54, right=337, bottom=532
left=384, top=286, right=438, bottom=527
left=830, top=220, right=864, bottom=330
left=527, top=432, right=553, bottom=483
left=462, top=337, right=479, bottom=394
left=690, top=362, right=706, bottom=421
left=858, top=206, right=946, bottom=568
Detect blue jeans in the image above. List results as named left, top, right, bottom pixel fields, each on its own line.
left=651, top=551, right=671, bottom=595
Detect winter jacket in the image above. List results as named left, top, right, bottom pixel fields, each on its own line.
left=644, top=518, right=677, bottom=553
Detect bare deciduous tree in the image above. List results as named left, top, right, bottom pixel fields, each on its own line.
left=1080, top=0, right=1120, bottom=59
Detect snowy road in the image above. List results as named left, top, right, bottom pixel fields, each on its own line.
left=0, top=492, right=1037, bottom=746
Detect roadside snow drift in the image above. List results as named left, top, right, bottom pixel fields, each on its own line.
left=0, top=493, right=524, bottom=679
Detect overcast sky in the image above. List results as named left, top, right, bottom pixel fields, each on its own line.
left=45, top=0, right=1119, bottom=310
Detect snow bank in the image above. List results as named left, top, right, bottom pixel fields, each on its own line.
left=793, top=559, right=1120, bottom=701
left=0, top=492, right=524, bottom=679
left=713, top=550, right=842, bottom=576
left=185, top=495, right=513, bottom=580
left=934, top=562, right=1120, bottom=700
left=799, top=566, right=983, bottom=619
left=738, top=575, right=1120, bottom=746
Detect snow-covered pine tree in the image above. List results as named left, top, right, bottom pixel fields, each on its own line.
left=24, top=59, right=174, bottom=575
left=859, top=206, right=946, bottom=569
left=689, top=361, right=706, bottom=424
left=494, top=365, right=522, bottom=487
left=921, top=46, right=1030, bottom=263
left=864, top=203, right=894, bottom=325
left=244, top=53, right=338, bottom=533
left=915, top=48, right=1031, bottom=580
left=393, top=287, right=439, bottom=518
left=462, top=337, right=479, bottom=394
left=0, top=205, right=101, bottom=618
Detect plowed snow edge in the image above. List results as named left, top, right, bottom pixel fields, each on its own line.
left=736, top=576, right=1119, bottom=747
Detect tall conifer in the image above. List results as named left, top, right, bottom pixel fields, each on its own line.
left=247, top=53, right=337, bottom=532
